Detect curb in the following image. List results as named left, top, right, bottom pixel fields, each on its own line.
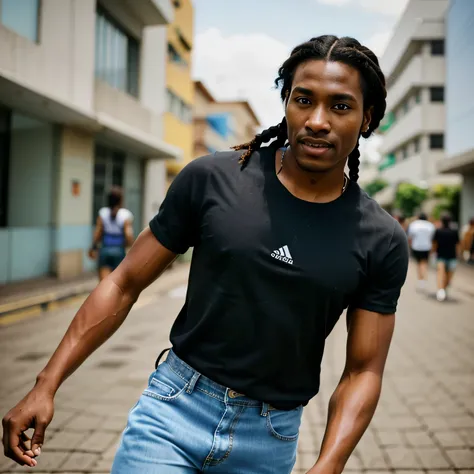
left=0, top=263, right=191, bottom=325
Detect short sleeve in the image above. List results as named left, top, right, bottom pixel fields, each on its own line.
left=149, top=160, right=204, bottom=254
left=350, top=223, right=409, bottom=314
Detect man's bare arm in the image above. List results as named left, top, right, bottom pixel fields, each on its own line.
left=308, top=309, right=395, bottom=474
left=2, top=228, right=176, bottom=467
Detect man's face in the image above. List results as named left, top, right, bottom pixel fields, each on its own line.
left=285, top=59, right=372, bottom=173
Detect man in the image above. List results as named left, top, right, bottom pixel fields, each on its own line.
left=408, top=213, right=435, bottom=290
left=2, top=35, right=409, bottom=474
left=433, top=213, right=460, bottom=302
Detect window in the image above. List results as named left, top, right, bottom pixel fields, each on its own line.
left=431, top=40, right=444, bottom=56
left=0, top=106, right=11, bottom=227
left=166, top=89, right=192, bottom=124
left=430, top=87, right=444, bottom=102
left=403, top=100, right=409, bottom=114
left=0, top=0, right=39, bottom=42
left=430, top=134, right=444, bottom=149
left=92, top=145, right=126, bottom=222
left=168, top=43, right=187, bottom=67
left=415, top=89, right=421, bottom=104
left=95, top=8, right=140, bottom=97
left=402, top=146, right=408, bottom=160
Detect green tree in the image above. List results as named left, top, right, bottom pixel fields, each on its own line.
left=364, top=178, right=389, bottom=197
left=431, top=184, right=461, bottom=220
left=394, top=183, right=428, bottom=217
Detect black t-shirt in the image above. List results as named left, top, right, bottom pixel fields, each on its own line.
left=434, top=227, right=459, bottom=259
left=149, top=145, right=409, bottom=410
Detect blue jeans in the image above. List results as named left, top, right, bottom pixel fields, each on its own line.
left=111, top=350, right=303, bottom=473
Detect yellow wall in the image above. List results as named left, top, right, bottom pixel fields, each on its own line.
left=165, top=0, right=194, bottom=171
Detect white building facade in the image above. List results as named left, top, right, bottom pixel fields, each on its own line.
left=377, top=0, right=459, bottom=191
left=0, top=0, right=181, bottom=284
left=438, top=0, right=474, bottom=227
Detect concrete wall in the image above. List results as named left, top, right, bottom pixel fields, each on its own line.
left=2, top=113, right=57, bottom=282
left=143, top=159, right=166, bottom=225
left=8, top=114, right=55, bottom=227
left=141, top=25, right=167, bottom=135
left=53, top=127, right=95, bottom=279
left=0, top=0, right=95, bottom=113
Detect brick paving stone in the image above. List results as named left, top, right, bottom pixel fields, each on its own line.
left=91, top=458, right=114, bottom=472
left=445, top=449, right=474, bottom=469
left=405, top=429, right=436, bottom=447
left=46, top=431, right=89, bottom=451
left=76, top=431, right=118, bottom=454
left=59, top=452, right=101, bottom=471
left=62, top=413, right=107, bottom=432
left=449, top=416, right=474, bottom=429
left=377, top=430, right=405, bottom=447
left=459, top=430, right=474, bottom=447
left=433, top=430, right=468, bottom=448
left=415, top=447, right=452, bottom=469
left=384, top=446, right=422, bottom=469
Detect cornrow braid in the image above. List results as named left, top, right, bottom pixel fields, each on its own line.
left=232, top=118, right=287, bottom=168
left=233, top=35, right=387, bottom=179
left=348, top=138, right=360, bottom=183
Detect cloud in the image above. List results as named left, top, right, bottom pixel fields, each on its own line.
left=363, top=30, right=393, bottom=56
left=314, top=0, right=409, bottom=16
left=193, top=28, right=290, bottom=129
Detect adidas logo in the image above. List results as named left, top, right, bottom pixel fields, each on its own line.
left=271, top=245, right=293, bottom=265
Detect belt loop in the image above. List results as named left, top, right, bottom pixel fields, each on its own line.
left=260, top=403, right=270, bottom=417
left=186, top=372, right=201, bottom=394
left=154, top=347, right=171, bottom=369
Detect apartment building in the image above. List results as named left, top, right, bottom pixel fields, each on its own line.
left=164, top=0, right=194, bottom=179
left=377, top=0, right=459, bottom=200
left=438, top=0, right=474, bottom=226
left=0, top=0, right=181, bottom=284
left=193, top=81, right=260, bottom=158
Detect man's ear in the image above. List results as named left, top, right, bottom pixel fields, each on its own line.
left=362, top=106, right=373, bottom=133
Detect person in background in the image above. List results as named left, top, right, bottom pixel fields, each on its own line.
left=460, top=217, right=474, bottom=264
left=88, top=187, right=135, bottom=281
left=432, top=213, right=460, bottom=302
left=407, top=212, right=436, bottom=291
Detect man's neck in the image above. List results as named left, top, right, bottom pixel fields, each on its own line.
left=275, top=147, right=347, bottom=203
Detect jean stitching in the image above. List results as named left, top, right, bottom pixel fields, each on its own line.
left=202, top=405, right=229, bottom=469
left=143, top=384, right=187, bottom=402
left=266, top=410, right=300, bottom=442
left=209, top=405, right=245, bottom=466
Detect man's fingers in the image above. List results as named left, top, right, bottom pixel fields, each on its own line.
left=31, top=419, right=47, bottom=455
left=20, top=432, right=35, bottom=458
left=5, top=431, right=37, bottom=467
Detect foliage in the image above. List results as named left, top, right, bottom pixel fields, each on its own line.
left=394, top=183, right=428, bottom=217
left=364, top=178, right=389, bottom=197
left=430, top=185, right=461, bottom=220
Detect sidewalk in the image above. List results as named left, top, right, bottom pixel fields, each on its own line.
left=0, top=262, right=472, bottom=473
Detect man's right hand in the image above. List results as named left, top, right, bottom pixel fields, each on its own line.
left=2, top=388, right=54, bottom=467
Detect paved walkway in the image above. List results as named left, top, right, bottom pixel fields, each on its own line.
left=0, top=262, right=473, bottom=473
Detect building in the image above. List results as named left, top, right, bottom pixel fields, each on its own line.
left=164, top=0, right=194, bottom=179
left=438, top=0, right=474, bottom=227
left=193, top=81, right=260, bottom=158
left=376, top=0, right=459, bottom=200
left=0, top=0, right=181, bottom=285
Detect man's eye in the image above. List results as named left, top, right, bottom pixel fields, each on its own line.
left=296, top=97, right=311, bottom=105
left=333, top=103, right=351, bottom=111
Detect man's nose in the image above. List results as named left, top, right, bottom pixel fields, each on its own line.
left=305, top=106, right=331, bottom=133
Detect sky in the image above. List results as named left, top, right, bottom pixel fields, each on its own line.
left=191, top=0, right=410, bottom=162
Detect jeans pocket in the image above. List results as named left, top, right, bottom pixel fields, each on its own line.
left=266, top=406, right=303, bottom=441
left=143, top=363, right=188, bottom=402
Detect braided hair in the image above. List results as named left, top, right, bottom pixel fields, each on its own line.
left=232, top=35, right=387, bottom=181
